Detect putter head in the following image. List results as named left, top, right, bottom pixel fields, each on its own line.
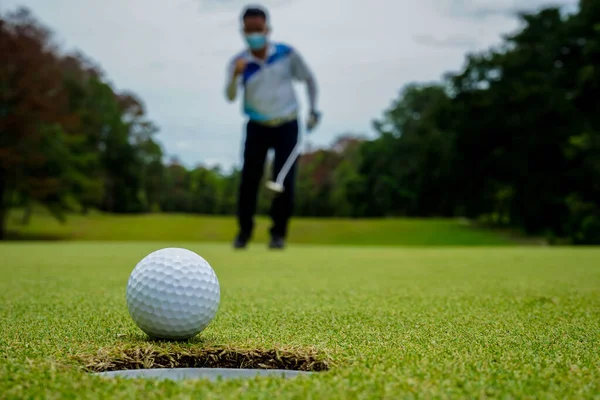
left=265, top=181, right=285, bottom=193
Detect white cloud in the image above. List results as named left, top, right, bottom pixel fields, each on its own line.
left=2, top=0, right=578, bottom=168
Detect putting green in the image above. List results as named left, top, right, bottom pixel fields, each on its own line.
left=1, top=242, right=599, bottom=398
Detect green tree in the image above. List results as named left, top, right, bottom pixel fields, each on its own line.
left=162, top=157, right=191, bottom=213
left=189, top=166, right=221, bottom=214
left=447, top=6, right=584, bottom=235
left=362, top=84, right=455, bottom=217
left=119, top=93, right=163, bottom=212
left=329, top=135, right=366, bottom=217
left=59, top=53, right=105, bottom=214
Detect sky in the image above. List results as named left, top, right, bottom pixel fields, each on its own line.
left=1, top=0, right=578, bottom=170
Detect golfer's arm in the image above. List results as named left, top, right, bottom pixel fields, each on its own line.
left=291, top=50, right=318, bottom=111
left=306, top=75, right=318, bottom=112
left=225, top=62, right=238, bottom=102
left=225, top=76, right=238, bottom=102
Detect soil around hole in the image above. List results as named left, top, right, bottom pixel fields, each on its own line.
left=76, top=345, right=331, bottom=373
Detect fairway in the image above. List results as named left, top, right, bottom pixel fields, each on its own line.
left=2, top=242, right=599, bottom=398
left=6, top=211, right=524, bottom=246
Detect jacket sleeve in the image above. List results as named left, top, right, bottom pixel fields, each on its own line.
left=290, top=49, right=318, bottom=111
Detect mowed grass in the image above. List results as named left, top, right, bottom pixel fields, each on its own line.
left=1, top=242, right=599, bottom=398
left=6, top=210, right=522, bottom=246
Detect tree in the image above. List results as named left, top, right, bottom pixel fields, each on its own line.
left=329, top=135, right=366, bottom=217
left=0, top=8, right=92, bottom=237
left=60, top=52, right=105, bottom=214
left=362, top=84, right=455, bottom=217
left=162, top=157, right=191, bottom=213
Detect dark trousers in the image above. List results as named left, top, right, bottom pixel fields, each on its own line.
left=237, top=119, right=299, bottom=239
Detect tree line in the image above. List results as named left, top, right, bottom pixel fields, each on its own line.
left=1, top=2, right=599, bottom=243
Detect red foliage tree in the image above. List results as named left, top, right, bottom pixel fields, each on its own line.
left=0, top=8, right=77, bottom=238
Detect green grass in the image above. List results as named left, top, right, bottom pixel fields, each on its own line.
left=6, top=210, right=524, bottom=246
left=1, top=242, right=599, bottom=398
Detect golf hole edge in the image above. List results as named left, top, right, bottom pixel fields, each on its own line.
left=94, top=367, right=315, bottom=381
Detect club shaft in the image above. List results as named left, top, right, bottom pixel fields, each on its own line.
left=275, top=140, right=302, bottom=185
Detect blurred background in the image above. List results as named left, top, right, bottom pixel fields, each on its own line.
left=1, top=0, right=598, bottom=245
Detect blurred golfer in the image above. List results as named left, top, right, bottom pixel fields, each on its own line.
left=225, top=5, right=320, bottom=249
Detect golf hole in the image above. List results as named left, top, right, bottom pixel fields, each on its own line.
left=95, top=368, right=313, bottom=381
left=80, top=345, right=330, bottom=381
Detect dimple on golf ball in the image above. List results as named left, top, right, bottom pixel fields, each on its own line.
left=126, top=247, right=220, bottom=340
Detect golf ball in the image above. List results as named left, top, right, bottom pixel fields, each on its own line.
left=126, top=247, right=220, bottom=340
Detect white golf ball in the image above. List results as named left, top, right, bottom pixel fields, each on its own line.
left=126, top=247, right=220, bottom=340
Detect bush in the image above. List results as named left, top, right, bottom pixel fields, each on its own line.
left=565, top=194, right=600, bottom=245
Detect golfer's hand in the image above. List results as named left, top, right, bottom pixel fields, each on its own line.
left=233, top=58, right=248, bottom=77
left=306, top=110, right=321, bottom=133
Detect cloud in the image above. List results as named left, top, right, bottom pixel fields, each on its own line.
left=174, top=140, right=191, bottom=149
left=442, top=0, right=578, bottom=19
left=190, top=0, right=298, bottom=13
left=1, top=0, right=578, bottom=168
left=148, top=61, right=166, bottom=71
left=413, top=34, right=481, bottom=49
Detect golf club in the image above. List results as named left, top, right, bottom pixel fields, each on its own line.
left=265, top=112, right=320, bottom=193
left=265, top=140, right=302, bottom=193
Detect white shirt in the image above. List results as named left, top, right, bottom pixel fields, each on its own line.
left=225, top=42, right=317, bottom=122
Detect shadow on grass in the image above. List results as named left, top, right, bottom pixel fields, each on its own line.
left=117, top=332, right=218, bottom=346
left=459, top=218, right=548, bottom=246
left=4, top=230, right=71, bottom=241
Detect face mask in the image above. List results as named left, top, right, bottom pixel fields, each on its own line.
left=245, top=33, right=267, bottom=50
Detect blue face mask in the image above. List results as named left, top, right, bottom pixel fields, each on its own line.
left=245, top=33, right=267, bottom=50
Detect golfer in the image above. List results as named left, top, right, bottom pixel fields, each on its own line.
left=225, top=5, right=320, bottom=249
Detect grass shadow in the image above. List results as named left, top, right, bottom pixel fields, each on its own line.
left=119, top=332, right=218, bottom=346
left=4, top=230, right=70, bottom=241
left=460, top=219, right=548, bottom=246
